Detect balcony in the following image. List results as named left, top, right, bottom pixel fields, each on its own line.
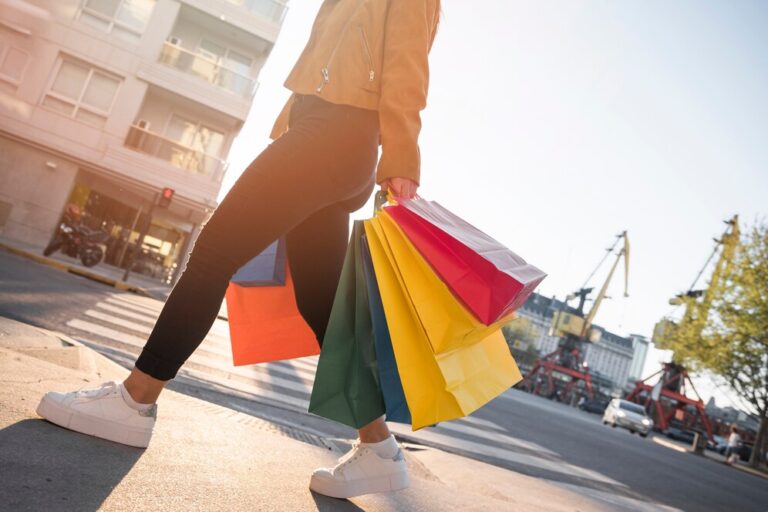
left=224, top=0, right=288, bottom=24
left=158, top=41, right=260, bottom=99
left=125, top=124, right=228, bottom=182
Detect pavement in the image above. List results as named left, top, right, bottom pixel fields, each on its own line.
left=0, top=236, right=172, bottom=300
left=0, top=316, right=616, bottom=512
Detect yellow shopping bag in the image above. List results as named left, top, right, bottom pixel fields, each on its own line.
left=365, top=217, right=522, bottom=430
left=377, top=212, right=513, bottom=354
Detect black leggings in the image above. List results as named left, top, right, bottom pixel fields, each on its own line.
left=135, top=95, right=380, bottom=380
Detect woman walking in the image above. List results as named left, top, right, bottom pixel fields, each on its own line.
left=37, top=0, right=441, bottom=499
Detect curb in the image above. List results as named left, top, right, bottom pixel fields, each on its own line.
left=0, top=241, right=156, bottom=299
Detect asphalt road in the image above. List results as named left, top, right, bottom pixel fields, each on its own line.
left=2, top=250, right=767, bottom=512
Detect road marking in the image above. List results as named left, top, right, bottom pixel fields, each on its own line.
left=463, top=415, right=508, bottom=433
left=651, top=437, right=689, bottom=453
left=554, top=481, right=682, bottom=512
left=105, top=295, right=160, bottom=316
left=434, top=419, right=559, bottom=456
left=96, top=302, right=156, bottom=324
left=66, top=319, right=316, bottom=395
left=389, top=423, right=626, bottom=487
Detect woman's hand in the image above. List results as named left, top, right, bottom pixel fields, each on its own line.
left=381, top=177, right=418, bottom=199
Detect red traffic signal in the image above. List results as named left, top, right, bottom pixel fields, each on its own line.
left=158, top=187, right=174, bottom=208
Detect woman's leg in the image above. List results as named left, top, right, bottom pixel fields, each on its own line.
left=285, top=184, right=391, bottom=444
left=126, top=99, right=380, bottom=399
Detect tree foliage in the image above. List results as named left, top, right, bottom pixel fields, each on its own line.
left=669, top=223, right=768, bottom=467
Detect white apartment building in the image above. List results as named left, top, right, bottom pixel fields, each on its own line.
left=0, top=0, right=287, bottom=281
left=515, top=293, right=636, bottom=392
left=627, top=334, right=651, bottom=382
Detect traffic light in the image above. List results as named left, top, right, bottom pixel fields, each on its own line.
left=158, top=187, right=174, bottom=208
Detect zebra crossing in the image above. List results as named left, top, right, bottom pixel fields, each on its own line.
left=64, top=291, right=676, bottom=512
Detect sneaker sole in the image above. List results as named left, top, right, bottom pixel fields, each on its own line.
left=309, top=470, right=410, bottom=499
left=36, top=395, right=152, bottom=448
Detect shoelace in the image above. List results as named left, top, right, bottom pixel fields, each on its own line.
left=334, top=441, right=368, bottom=474
left=76, top=381, right=117, bottom=399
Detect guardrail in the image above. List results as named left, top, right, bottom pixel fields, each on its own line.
left=158, top=41, right=259, bottom=98
left=224, top=0, right=288, bottom=24
left=125, top=125, right=228, bottom=182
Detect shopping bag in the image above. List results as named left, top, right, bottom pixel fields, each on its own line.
left=226, top=252, right=319, bottom=365
left=386, top=199, right=546, bottom=325
left=377, top=211, right=513, bottom=355
left=308, top=222, right=386, bottom=429
left=360, top=234, right=412, bottom=425
left=365, top=217, right=522, bottom=430
left=230, top=239, right=287, bottom=286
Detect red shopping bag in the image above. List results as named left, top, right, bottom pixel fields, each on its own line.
left=385, top=199, right=546, bottom=325
left=226, top=261, right=319, bottom=366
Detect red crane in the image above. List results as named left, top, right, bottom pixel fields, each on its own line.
left=520, top=232, right=630, bottom=404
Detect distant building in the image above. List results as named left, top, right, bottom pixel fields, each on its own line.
left=627, top=334, right=651, bottom=382
left=515, top=293, right=635, bottom=393
left=0, top=0, right=287, bottom=282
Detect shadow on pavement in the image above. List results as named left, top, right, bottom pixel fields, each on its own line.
left=0, top=419, right=143, bottom=511
left=310, top=490, right=366, bottom=511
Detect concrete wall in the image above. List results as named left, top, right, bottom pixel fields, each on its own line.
left=0, top=135, right=77, bottom=247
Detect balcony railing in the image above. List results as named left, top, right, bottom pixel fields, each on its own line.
left=125, top=125, right=228, bottom=182
left=158, top=41, right=260, bottom=99
left=224, top=0, right=288, bottom=24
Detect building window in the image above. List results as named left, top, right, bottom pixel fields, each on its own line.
left=0, top=43, right=29, bottom=86
left=78, top=0, right=157, bottom=42
left=42, top=58, right=122, bottom=128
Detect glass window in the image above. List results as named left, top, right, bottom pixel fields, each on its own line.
left=0, top=47, right=29, bottom=84
left=43, top=57, right=122, bottom=127
left=619, top=401, right=646, bottom=415
left=166, top=115, right=224, bottom=157
left=50, top=61, right=90, bottom=100
left=82, top=72, right=120, bottom=111
left=79, top=0, right=156, bottom=39
left=225, top=50, right=252, bottom=76
left=116, top=0, right=155, bottom=32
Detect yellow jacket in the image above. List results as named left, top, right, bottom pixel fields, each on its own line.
left=270, top=0, right=440, bottom=185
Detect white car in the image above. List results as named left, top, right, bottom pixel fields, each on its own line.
left=602, top=399, right=653, bottom=437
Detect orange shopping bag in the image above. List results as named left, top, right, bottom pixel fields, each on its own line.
left=226, top=249, right=319, bottom=365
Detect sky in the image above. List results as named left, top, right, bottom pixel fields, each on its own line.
left=222, top=1, right=768, bottom=410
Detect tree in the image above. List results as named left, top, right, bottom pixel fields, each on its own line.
left=672, top=223, right=768, bottom=468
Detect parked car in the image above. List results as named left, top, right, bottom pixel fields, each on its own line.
left=579, top=399, right=609, bottom=415
left=708, top=434, right=726, bottom=452
left=602, top=399, right=653, bottom=437
left=665, top=427, right=711, bottom=450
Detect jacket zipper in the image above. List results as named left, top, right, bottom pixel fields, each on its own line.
left=359, top=27, right=375, bottom=82
left=317, top=1, right=365, bottom=93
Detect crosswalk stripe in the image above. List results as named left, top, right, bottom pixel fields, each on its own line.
left=435, top=420, right=559, bottom=456
left=66, top=319, right=316, bottom=395
left=105, top=296, right=160, bottom=316
left=554, top=482, right=681, bottom=512
left=96, top=302, right=156, bottom=324
left=462, top=415, right=509, bottom=433
left=389, top=423, right=626, bottom=487
left=87, top=306, right=321, bottom=382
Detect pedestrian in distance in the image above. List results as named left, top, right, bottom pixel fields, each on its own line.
left=36, top=0, right=441, bottom=500
left=724, top=425, right=741, bottom=465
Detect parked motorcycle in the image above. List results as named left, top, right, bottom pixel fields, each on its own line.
left=43, top=222, right=110, bottom=267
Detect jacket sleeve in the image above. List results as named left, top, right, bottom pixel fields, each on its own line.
left=376, top=0, right=438, bottom=185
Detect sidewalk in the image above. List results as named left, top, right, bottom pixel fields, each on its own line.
left=0, top=235, right=172, bottom=300
left=653, top=431, right=768, bottom=481
left=0, top=316, right=610, bottom=511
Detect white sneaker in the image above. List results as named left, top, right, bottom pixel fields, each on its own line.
left=310, top=439, right=410, bottom=499
left=36, top=381, right=156, bottom=448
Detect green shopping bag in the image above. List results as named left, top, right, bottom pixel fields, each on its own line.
left=308, top=221, right=385, bottom=429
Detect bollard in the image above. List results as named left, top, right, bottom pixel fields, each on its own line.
left=692, top=432, right=706, bottom=455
